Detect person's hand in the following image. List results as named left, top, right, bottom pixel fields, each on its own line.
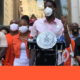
left=63, top=22, right=68, bottom=30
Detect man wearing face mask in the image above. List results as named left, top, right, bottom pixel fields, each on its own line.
left=30, top=0, right=65, bottom=65
left=31, top=0, right=64, bottom=38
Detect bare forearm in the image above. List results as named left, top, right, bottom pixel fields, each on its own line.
left=64, top=31, right=71, bottom=47
left=64, top=24, right=71, bottom=48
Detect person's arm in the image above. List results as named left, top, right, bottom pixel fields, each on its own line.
left=0, top=32, right=8, bottom=59
left=63, top=23, right=71, bottom=48
left=0, top=48, right=7, bottom=59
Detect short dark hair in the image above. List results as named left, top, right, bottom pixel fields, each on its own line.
left=0, top=26, right=10, bottom=33
left=70, top=23, right=79, bottom=29
left=45, top=0, right=57, bottom=8
left=21, top=15, right=29, bottom=24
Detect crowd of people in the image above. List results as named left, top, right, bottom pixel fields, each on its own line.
left=0, top=0, right=80, bottom=66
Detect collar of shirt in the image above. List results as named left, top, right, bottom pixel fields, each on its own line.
left=15, top=34, right=28, bottom=41
left=13, top=33, right=20, bottom=40
left=44, top=18, right=57, bottom=24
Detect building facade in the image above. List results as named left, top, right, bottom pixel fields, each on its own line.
left=0, top=0, right=80, bottom=25
left=70, top=0, right=80, bottom=25
left=19, top=0, right=71, bottom=19
left=57, top=0, right=80, bottom=24
left=0, top=0, right=4, bottom=25
left=4, top=0, right=20, bottom=25
left=19, top=0, right=44, bottom=18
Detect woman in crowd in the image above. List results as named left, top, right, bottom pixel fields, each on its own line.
left=4, top=23, right=19, bottom=66
left=30, top=14, right=37, bottom=26
left=10, top=26, right=31, bottom=66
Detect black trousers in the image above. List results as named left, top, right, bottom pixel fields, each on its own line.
left=36, top=51, right=56, bottom=66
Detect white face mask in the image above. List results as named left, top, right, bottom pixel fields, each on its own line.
left=10, top=23, right=19, bottom=31
left=44, top=7, right=53, bottom=17
left=19, top=26, right=29, bottom=33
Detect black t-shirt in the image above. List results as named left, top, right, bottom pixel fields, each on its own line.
left=75, top=37, right=80, bottom=56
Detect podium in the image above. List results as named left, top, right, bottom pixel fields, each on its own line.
left=28, top=39, right=66, bottom=66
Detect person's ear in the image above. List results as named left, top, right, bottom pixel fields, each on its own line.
left=54, top=7, right=57, bottom=11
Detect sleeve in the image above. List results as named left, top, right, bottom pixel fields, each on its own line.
left=74, top=44, right=80, bottom=56
left=57, top=21, right=64, bottom=38
left=74, top=38, right=80, bottom=56
left=0, top=33, right=8, bottom=47
left=30, top=21, right=38, bottom=37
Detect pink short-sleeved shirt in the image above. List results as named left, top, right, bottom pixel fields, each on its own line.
left=30, top=18, right=64, bottom=38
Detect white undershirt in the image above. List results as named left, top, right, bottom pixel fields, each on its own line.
left=13, top=42, right=29, bottom=66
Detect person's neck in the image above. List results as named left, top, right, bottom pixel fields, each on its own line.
left=23, top=24, right=29, bottom=27
left=10, top=31, right=18, bottom=36
left=46, top=15, right=55, bottom=23
left=20, top=34, right=27, bottom=37
left=20, top=32, right=29, bottom=37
